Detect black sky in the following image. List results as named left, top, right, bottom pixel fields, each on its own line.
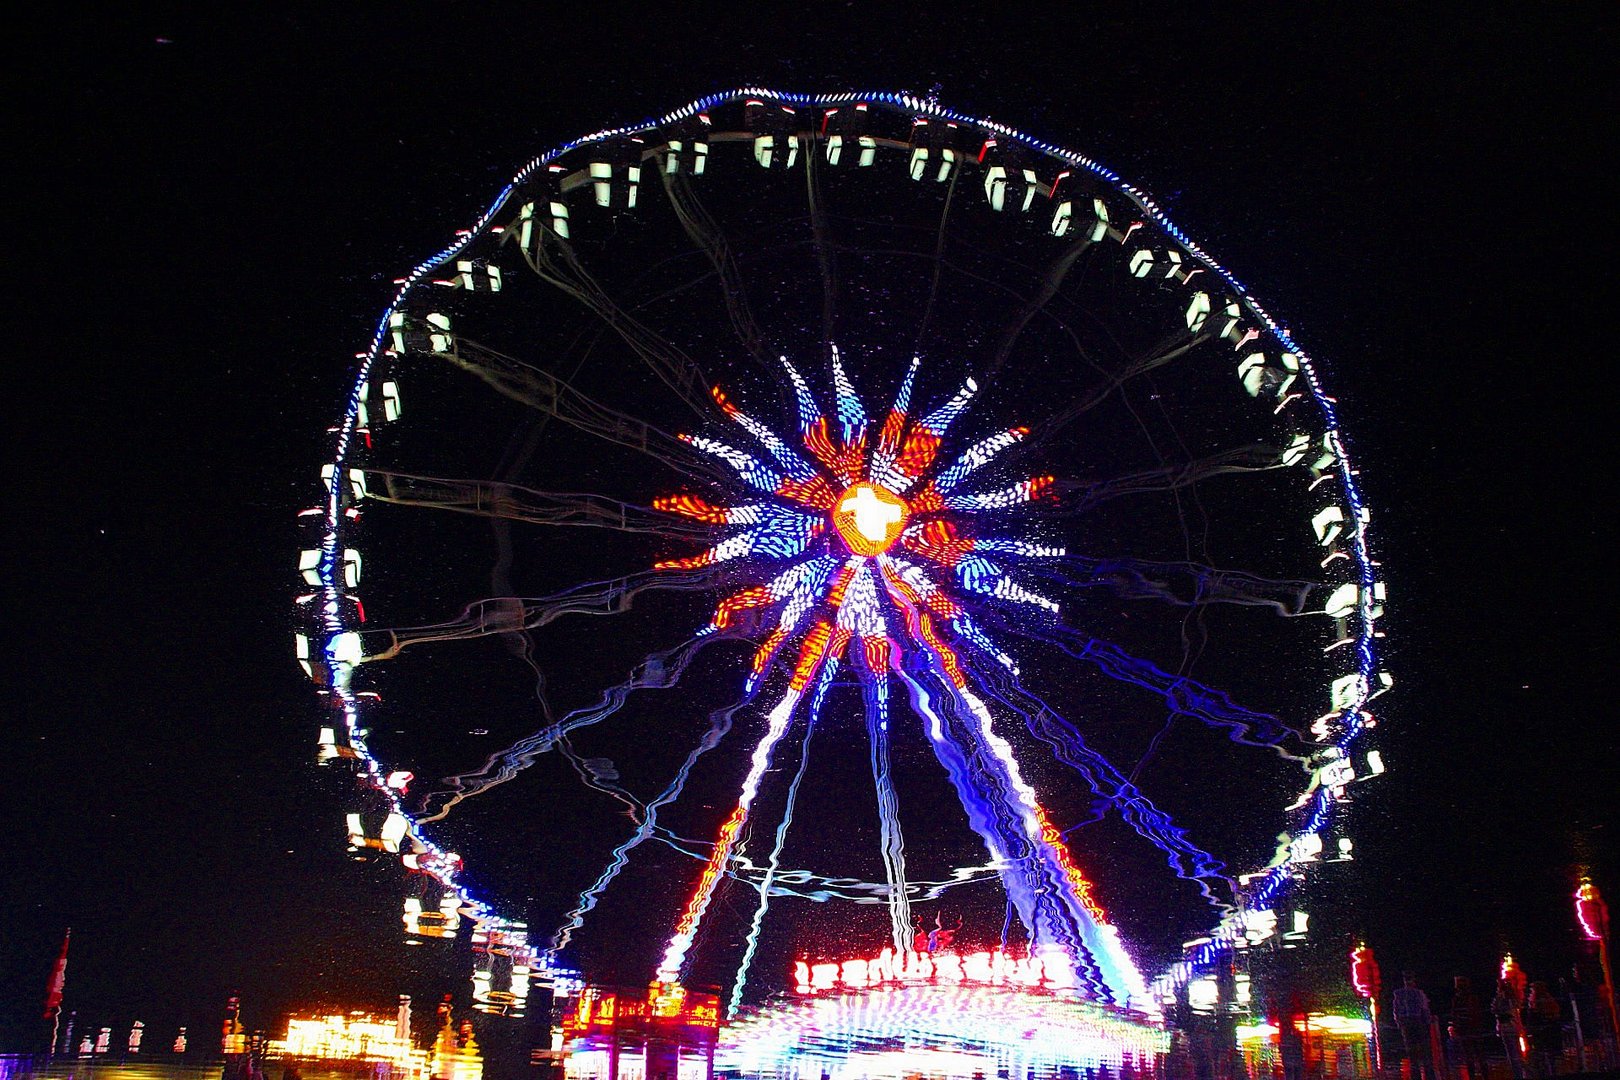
left=5, top=5, right=1615, bottom=1050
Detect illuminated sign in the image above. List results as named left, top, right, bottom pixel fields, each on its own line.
left=792, top=944, right=1099, bottom=995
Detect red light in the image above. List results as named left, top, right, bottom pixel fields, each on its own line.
left=902, top=519, right=975, bottom=568
left=654, top=494, right=733, bottom=524
left=1575, top=879, right=1608, bottom=942
left=775, top=474, right=837, bottom=511
left=1350, top=943, right=1379, bottom=998
left=710, top=586, right=773, bottom=629
left=894, top=429, right=942, bottom=480
left=1034, top=807, right=1108, bottom=923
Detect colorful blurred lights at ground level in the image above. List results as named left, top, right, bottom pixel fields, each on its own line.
left=718, top=980, right=1167, bottom=1080
left=267, top=1011, right=482, bottom=1080
left=562, top=985, right=721, bottom=1080
left=567, top=947, right=1167, bottom=1078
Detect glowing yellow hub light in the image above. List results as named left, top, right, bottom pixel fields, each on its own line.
left=832, top=483, right=908, bottom=556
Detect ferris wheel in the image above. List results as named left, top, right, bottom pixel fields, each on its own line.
left=297, top=88, right=1388, bottom=1022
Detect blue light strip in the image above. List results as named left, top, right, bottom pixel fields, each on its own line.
left=729, top=666, right=825, bottom=1014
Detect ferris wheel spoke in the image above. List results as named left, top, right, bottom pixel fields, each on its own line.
left=897, top=667, right=1027, bottom=883
left=657, top=680, right=810, bottom=984
left=995, top=611, right=1305, bottom=756
left=963, top=659, right=1234, bottom=908
left=366, top=470, right=710, bottom=539
left=829, top=242, right=1063, bottom=326
left=553, top=734, right=644, bottom=818
left=864, top=668, right=914, bottom=955
left=357, top=569, right=716, bottom=662
left=1024, top=332, right=1214, bottom=448
left=951, top=676, right=1155, bottom=1008
left=899, top=666, right=1119, bottom=1004
left=729, top=664, right=827, bottom=1013
left=910, top=163, right=960, bottom=353
left=975, top=233, right=1097, bottom=386
left=817, top=237, right=1139, bottom=387
left=660, top=169, right=775, bottom=370
left=427, top=336, right=727, bottom=486
left=415, top=631, right=730, bottom=823
left=893, top=660, right=1045, bottom=934
left=802, top=135, right=839, bottom=348
left=515, top=220, right=720, bottom=419
left=1026, top=554, right=1321, bottom=615
left=1038, top=444, right=1287, bottom=516
left=552, top=678, right=762, bottom=951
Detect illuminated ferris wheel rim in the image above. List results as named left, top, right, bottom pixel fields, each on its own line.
left=307, top=87, right=1384, bottom=999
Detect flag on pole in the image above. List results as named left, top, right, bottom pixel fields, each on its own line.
left=42, top=928, right=70, bottom=1019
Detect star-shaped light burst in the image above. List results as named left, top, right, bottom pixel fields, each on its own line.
left=649, top=348, right=1146, bottom=1011
left=654, top=346, right=1058, bottom=696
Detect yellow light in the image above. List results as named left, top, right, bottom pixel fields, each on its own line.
left=832, top=483, right=908, bottom=556
left=265, top=1009, right=479, bottom=1080
left=1304, top=1012, right=1373, bottom=1035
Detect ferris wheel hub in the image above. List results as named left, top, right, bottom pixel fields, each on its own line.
left=832, top=482, right=909, bottom=555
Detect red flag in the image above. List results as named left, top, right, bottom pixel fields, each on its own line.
left=42, top=928, right=70, bottom=1019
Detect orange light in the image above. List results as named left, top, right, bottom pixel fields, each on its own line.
left=750, top=628, right=787, bottom=675
left=653, top=494, right=733, bottom=524
left=826, top=562, right=859, bottom=608
left=789, top=622, right=837, bottom=690
left=832, top=482, right=909, bottom=556
left=1034, top=806, right=1108, bottom=923
left=876, top=409, right=907, bottom=459
left=710, top=586, right=773, bottom=629
left=670, top=806, right=748, bottom=942
left=916, top=613, right=965, bottom=688
left=805, top=418, right=866, bottom=484
left=654, top=550, right=713, bottom=570
left=894, top=428, right=942, bottom=478
left=777, top=474, right=838, bottom=510
left=908, top=483, right=944, bottom=514
left=903, top=519, right=975, bottom=566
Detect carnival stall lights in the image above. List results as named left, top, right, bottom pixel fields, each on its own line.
left=1235, top=1014, right=1374, bottom=1080
left=562, top=984, right=721, bottom=1080
left=266, top=997, right=482, bottom=1080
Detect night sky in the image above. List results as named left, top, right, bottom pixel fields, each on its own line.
left=6, top=6, right=1615, bottom=1052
